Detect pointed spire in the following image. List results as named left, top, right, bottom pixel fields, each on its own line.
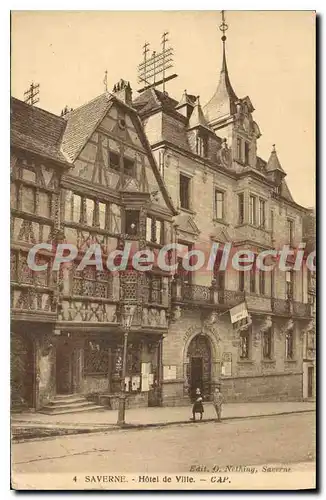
left=203, top=11, right=238, bottom=124
left=266, top=144, right=286, bottom=174
left=188, top=96, right=209, bottom=129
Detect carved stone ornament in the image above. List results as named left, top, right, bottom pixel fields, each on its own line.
left=260, top=315, right=273, bottom=333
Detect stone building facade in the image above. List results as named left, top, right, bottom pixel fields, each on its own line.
left=134, top=34, right=314, bottom=404
left=302, top=209, right=316, bottom=400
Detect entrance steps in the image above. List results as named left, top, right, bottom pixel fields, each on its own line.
left=39, top=394, right=106, bottom=415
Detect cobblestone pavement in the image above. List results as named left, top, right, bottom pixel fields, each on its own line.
left=12, top=413, right=315, bottom=475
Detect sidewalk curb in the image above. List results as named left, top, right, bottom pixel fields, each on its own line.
left=12, top=408, right=315, bottom=443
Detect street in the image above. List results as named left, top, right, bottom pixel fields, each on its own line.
left=12, top=413, right=315, bottom=475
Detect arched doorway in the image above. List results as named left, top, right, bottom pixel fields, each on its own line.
left=186, top=334, right=211, bottom=399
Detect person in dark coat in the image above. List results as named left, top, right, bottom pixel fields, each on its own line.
left=191, top=387, right=204, bottom=421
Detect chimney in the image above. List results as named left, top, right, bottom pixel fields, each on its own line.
left=112, top=79, right=132, bottom=106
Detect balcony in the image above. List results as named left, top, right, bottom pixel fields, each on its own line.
left=293, top=301, right=311, bottom=318
left=217, top=290, right=245, bottom=307
left=180, top=283, right=211, bottom=304
left=271, top=298, right=312, bottom=318
left=271, top=298, right=290, bottom=315
left=171, top=280, right=245, bottom=309
left=235, top=224, right=272, bottom=247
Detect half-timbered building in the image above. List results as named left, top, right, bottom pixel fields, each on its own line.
left=11, top=80, right=176, bottom=412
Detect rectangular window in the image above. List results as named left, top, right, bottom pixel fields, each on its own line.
left=263, top=328, right=273, bottom=359
left=237, top=137, right=242, bottom=161
left=73, top=266, right=112, bottom=298
left=84, top=340, right=109, bottom=375
left=285, top=328, right=294, bottom=360
left=286, top=270, right=294, bottom=300
left=72, top=194, right=81, bottom=223
left=249, top=195, right=256, bottom=225
left=38, top=191, right=51, bottom=218
left=239, top=270, right=245, bottom=292
left=177, top=243, right=193, bottom=285
left=238, top=193, right=244, bottom=224
left=85, top=199, right=95, bottom=226
left=258, top=199, right=266, bottom=228
left=149, top=275, right=162, bottom=304
left=259, top=269, right=265, bottom=295
left=146, top=217, right=164, bottom=244
left=125, top=210, right=139, bottom=236
left=196, top=136, right=208, bottom=157
left=109, top=203, right=122, bottom=233
left=124, top=157, right=135, bottom=177
left=109, top=151, right=120, bottom=172
left=180, top=174, right=190, bottom=210
left=287, top=219, right=294, bottom=246
left=215, top=190, right=224, bottom=220
left=22, top=186, right=36, bottom=213
left=244, top=142, right=250, bottom=165
left=250, top=266, right=256, bottom=293
left=270, top=210, right=275, bottom=236
left=98, top=202, right=107, bottom=230
left=240, top=329, right=250, bottom=359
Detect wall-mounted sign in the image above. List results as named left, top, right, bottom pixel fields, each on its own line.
left=163, top=365, right=177, bottom=380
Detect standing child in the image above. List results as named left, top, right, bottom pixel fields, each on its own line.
left=213, top=386, right=223, bottom=422
left=191, top=387, right=204, bottom=421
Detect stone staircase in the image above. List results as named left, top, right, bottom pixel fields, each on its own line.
left=39, top=394, right=106, bottom=415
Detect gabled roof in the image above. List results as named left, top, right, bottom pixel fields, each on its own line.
left=61, top=93, right=113, bottom=162
left=11, top=97, right=68, bottom=164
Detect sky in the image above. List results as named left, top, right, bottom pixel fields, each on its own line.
left=11, top=10, right=315, bottom=208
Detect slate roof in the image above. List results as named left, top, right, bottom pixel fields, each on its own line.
left=61, top=93, right=112, bottom=162
left=265, top=148, right=286, bottom=174
left=11, top=97, right=68, bottom=164
left=204, top=44, right=238, bottom=123
left=133, top=88, right=180, bottom=117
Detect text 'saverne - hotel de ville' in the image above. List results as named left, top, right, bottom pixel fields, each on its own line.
left=10, top=14, right=316, bottom=415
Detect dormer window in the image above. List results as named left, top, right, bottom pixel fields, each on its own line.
left=196, top=135, right=208, bottom=158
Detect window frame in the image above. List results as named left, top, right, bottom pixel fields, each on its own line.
left=258, top=198, right=266, bottom=229
left=244, top=141, right=250, bottom=165
left=239, top=327, right=251, bottom=360
left=259, top=268, right=266, bottom=296
left=287, top=218, right=294, bottom=247
left=249, top=194, right=257, bottom=226
left=146, top=215, right=165, bottom=245
left=262, top=327, right=273, bottom=360
left=214, top=189, right=225, bottom=221
left=285, top=327, right=295, bottom=360
left=238, top=193, right=244, bottom=225
left=237, top=137, right=242, bottom=161
left=179, top=173, right=191, bottom=211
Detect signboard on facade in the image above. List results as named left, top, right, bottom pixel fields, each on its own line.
left=163, top=365, right=177, bottom=380
left=221, top=352, right=232, bottom=377
left=230, top=302, right=248, bottom=324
